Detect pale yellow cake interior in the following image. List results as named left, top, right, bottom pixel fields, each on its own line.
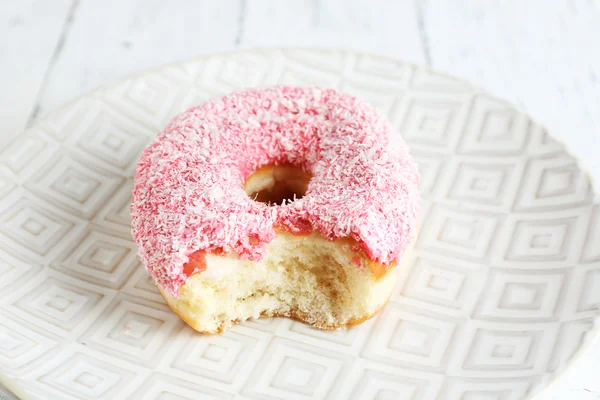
left=159, top=164, right=403, bottom=333
left=161, top=232, right=399, bottom=333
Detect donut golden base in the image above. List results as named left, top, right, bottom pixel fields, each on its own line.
left=159, top=232, right=414, bottom=334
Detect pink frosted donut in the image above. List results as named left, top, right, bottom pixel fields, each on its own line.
left=132, top=86, right=420, bottom=333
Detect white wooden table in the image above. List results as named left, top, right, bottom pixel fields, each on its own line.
left=1, top=1, right=599, bottom=398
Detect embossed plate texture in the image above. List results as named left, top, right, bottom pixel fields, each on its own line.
left=0, top=49, right=599, bottom=400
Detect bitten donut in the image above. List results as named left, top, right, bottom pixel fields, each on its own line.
left=131, top=86, right=420, bottom=334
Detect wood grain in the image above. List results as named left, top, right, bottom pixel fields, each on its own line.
left=33, top=0, right=242, bottom=119
left=242, top=0, right=425, bottom=63
left=0, top=1, right=599, bottom=398
left=423, top=0, right=600, bottom=187
left=0, top=0, right=73, bottom=147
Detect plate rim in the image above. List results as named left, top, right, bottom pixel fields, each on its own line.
left=1, top=47, right=599, bottom=400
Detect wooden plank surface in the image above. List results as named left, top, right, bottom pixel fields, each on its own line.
left=34, top=0, right=241, bottom=118
left=242, top=0, right=425, bottom=62
left=423, top=0, right=600, bottom=189
left=0, top=0, right=599, bottom=398
left=0, top=0, right=74, bottom=146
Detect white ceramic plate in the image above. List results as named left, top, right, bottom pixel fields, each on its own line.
left=0, top=49, right=599, bottom=400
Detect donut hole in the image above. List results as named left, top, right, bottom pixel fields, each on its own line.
left=244, top=164, right=312, bottom=205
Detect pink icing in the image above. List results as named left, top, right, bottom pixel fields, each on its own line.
left=131, top=86, right=420, bottom=296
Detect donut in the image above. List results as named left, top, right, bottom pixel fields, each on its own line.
left=131, top=86, right=420, bottom=334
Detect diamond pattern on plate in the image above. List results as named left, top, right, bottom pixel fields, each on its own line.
left=0, top=170, right=16, bottom=199
left=417, top=205, right=500, bottom=262
left=51, top=226, right=139, bottom=289
left=161, top=327, right=267, bottom=392
left=129, top=373, right=235, bottom=400
left=211, top=53, right=273, bottom=90
left=24, top=151, right=123, bottom=219
left=92, top=179, right=134, bottom=238
left=0, top=313, right=59, bottom=373
left=80, top=295, right=180, bottom=367
left=354, top=54, right=412, bottom=82
left=401, top=256, right=486, bottom=313
left=441, top=378, right=531, bottom=400
left=0, top=191, right=85, bottom=262
left=0, top=249, right=42, bottom=295
left=394, top=92, right=472, bottom=153
left=581, top=204, right=600, bottom=263
left=0, top=129, right=60, bottom=181
left=74, top=106, right=153, bottom=173
left=548, top=319, right=597, bottom=377
left=0, top=50, right=598, bottom=400
left=409, top=150, right=450, bottom=198
left=343, top=365, right=443, bottom=400
left=410, top=68, right=475, bottom=93
left=340, top=80, right=401, bottom=117
left=457, top=95, right=531, bottom=156
left=362, top=304, right=456, bottom=369
left=527, top=124, right=567, bottom=157
left=284, top=49, right=349, bottom=74
left=47, top=101, right=155, bottom=174
left=577, top=264, right=600, bottom=313
left=444, top=159, right=525, bottom=212
left=242, top=337, right=352, bottom=400
left=105, top=74, right=184, bottom=130
left=513, top=154, right=593, bottom=212
left=230, top=315, right=286, bottom=334
left=9, top=270, right=113, bottom=340
left=449, top=322, right=559, bottom=378
left=474, top=269, right=569, bottom=321
left=34, top=349, right=140, bottom=400
left=493, top=207, right=590, bottom=269
left=121, top=266, right=163, bottom=304
left=277, top=318, right=374, bottom=356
